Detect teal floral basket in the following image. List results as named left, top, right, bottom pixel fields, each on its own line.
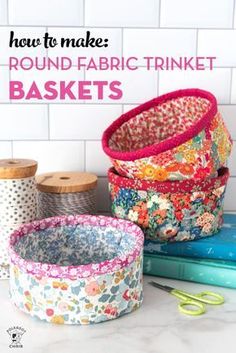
left=9, top=215, right=144, bottom=325
left=108, top=167, right=229, bottom=242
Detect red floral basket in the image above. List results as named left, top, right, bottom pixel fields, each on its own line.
left=108, top=167, right=229, bottom=242
left=102, top=89, right=232, bottom=181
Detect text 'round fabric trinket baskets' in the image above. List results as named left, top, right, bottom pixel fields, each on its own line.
left=9, top=215, right=144, bottom=325
left=102, top=89, right=232, bottom=181
left=0, top=159, right=37, bottom=279
left=108, top=167, right=229, bottom=242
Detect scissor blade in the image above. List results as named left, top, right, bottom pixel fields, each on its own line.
left=149, top=281, right=174, bottom=293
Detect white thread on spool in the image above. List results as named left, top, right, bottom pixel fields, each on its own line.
left=0, top=159, right=38, bottom=279
left=36, top=171, right=98, bottom=218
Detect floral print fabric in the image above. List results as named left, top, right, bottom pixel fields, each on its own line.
left=9, top=215, right=144, bottom=279
left=14, top=224, right=137, bottom=267
left=109, top=168, right=229, bottom=242
left=103, top=90, right=232, bottom=181
left=110, top=112, right=231, bottom=181
left=9, top=215, right=144, bottom=325
left=10, top=256, right=143, bottom=325
left=109, top=96, right=210, bottom=152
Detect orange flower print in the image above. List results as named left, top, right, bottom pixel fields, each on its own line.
left=140, top=164, right=156, bottom=179
left=80, top=316, right=90, bottom=324
left=209, top=115, right=219, bottom=131
left=178, top=163, right=194, bottom=176
left=152, top=209, right=166, bottom=225
left=166, top=163, right=179, bottom=172
left=156, top=218, right=165, bottom=225
left=61, top=283, right=69, bottom=290
left=171, top=193, right=191, bottom=210
left=206, top=159, right=214, bottom=171
left=85, top=281, right=101, bottom=296
left=51, top=315, right=65, bottom=324
left=154, top=167, right=169, bottom=181
left=138, top=211, right=149, bottom=228
left=133, top=202, right=149, bottom=227
left=52, top=281, right=61, bottom=289
left=152, top=209, right=167, bottom=218
left=25, top=302, right=33, bottom=312
left=203, top=140, right=212, bottom=151
left=52, top=281, right=68, bottom=290
left=85, top=303, right=93, bottom=310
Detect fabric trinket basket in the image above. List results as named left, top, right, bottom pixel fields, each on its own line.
left=9, top=215, right=144, bottom=325
left=102, top=89, right=232, bottom=181
left=108, top=167, right=229, bottom=242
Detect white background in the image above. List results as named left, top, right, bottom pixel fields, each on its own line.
left=0, top=0, right=235, bottom=213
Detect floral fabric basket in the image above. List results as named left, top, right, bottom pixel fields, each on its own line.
left=108, top=167, right=229, bottom=242
left=9, top=215, right=144, bottom=325
left=102, top=89, right=232, bottom=181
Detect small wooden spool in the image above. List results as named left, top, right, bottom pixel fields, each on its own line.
left=36, top=172, right=97, bottom=194
left=0, top=159, right=38, bottom=179
left=36, top=172, right=98, bottom=218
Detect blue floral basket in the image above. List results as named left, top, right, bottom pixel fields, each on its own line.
left=9, top=215, right=144, bottom=325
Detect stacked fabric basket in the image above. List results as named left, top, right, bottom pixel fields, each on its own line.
left=102, top=88, right=232, bottom=243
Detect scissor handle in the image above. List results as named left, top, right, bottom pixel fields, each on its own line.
left=178, top=299, right=206, bottom=316
left=172, top=289, right=224, bottom=305
left=194, top=291, right=225, bottom=305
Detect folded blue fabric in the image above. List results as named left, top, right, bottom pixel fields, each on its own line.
left=144, top=214, right=236, bottom=261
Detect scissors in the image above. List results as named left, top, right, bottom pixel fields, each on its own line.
left=149, top=281, right=224, bottom=316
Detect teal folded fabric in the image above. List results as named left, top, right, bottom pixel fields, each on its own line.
left=143, top=253, right=236, bottom=289
left=144, top=214, right=236, bottom=261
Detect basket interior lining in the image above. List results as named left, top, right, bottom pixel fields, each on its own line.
left=109, top=96, right=211, bottom=152
left=13, top=225, right=136, bottom=266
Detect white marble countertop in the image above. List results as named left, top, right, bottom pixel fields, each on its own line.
left=0, top=276, right=236, bottom=353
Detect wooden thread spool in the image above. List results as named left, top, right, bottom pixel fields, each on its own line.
left=36, top=172, right=98, bottom=218
left=0, top=159, right=37, bottom=179
left=0, top=159, right=38, bottom=279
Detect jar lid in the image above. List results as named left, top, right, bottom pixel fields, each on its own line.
left=36, top=172, right=98, bottom=193
left=0, top=159, right=38, bottom=179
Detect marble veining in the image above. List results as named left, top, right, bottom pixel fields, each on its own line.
left=0, top=276, right=236, bottom=353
